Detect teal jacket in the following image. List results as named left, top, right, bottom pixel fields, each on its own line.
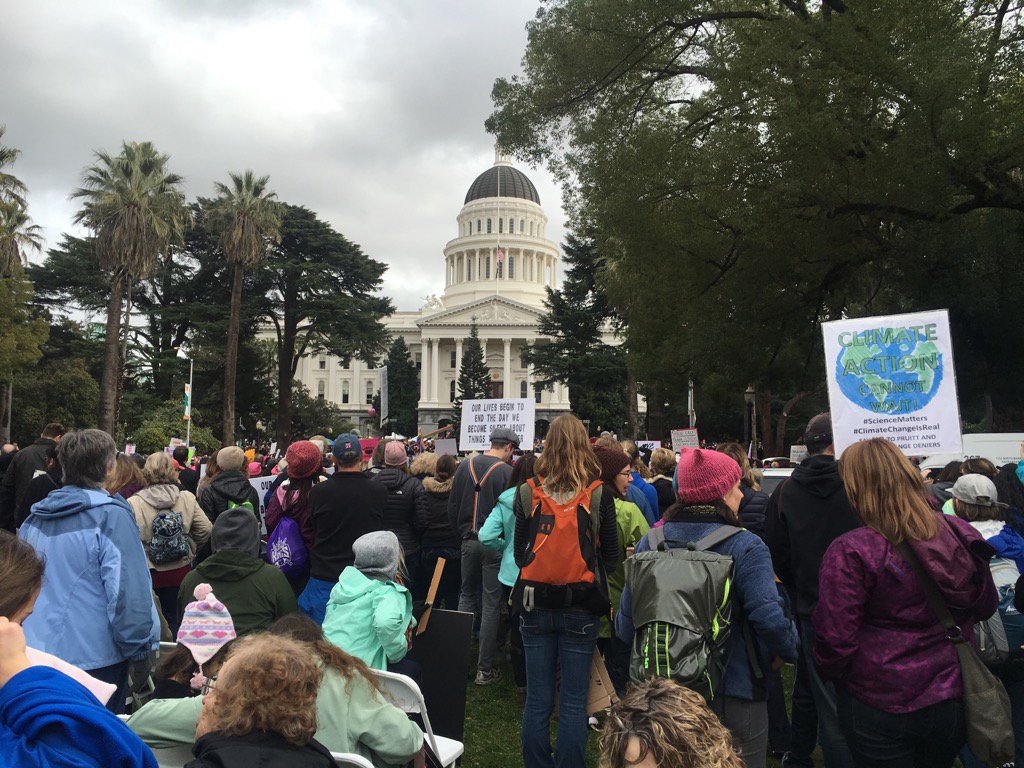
left=478, top=486, right=519, bottom=588
left=322, top=568, right=414, bottom=670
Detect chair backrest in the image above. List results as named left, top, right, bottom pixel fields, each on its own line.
left=371, top=669, right=438, bottom=755
left=330, top=752, right=375, bottom=768
left=159, top=641, right=178, bottom=655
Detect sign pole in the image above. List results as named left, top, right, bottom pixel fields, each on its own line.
left=185, top=357, right=193, bottom=448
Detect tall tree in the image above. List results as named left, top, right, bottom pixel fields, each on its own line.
left=260, top=204, right=392, bottom=445
left=71, top=141, right=186, bottom=435
left=489, top=0, right=1024, bottom=447
left=0, top=126, right=27, bottom=210
left=452, top=322, right=491, bottom=435
left=380, top=336, right=419, bottom=437
left=523, top=235, right=628, bottom=434
left=208, top=171, right=282, bottom=445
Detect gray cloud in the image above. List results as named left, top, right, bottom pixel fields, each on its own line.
left=0, top=0, right=564, bottom=311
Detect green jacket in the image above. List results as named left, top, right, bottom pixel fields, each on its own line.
left=177, top=549, right=298, bottom=637
left=478, top=486, right=520, bottom=588
left=602, top=498, right=650, bottom=638
left=322, top=568, right=414, bottom=670
left=127, top=666, right=423, bottom=767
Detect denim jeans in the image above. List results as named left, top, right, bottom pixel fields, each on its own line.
left=421, top=545, right=462, bottom=609
left=959, top=670, right=1024, bottom=768
left=87, top=660, right=130, bottom=715
left=800, top=618, right=856, bottom=768
left=712, top=696, right=769, bottom=768
left=786, top=624, right=820, bottom=766
left=837, top=689, right=965, bottom=768
left=520, top=609, right=599, bottom=768
left=458, top=538, right=503, bottom=672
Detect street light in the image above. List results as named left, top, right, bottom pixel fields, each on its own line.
left=743, top=385, right=755, bottom=447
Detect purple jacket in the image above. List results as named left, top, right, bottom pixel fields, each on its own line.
left=814, top=514, right=997, bottom=714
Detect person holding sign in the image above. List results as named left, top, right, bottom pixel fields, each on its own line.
left=447, top=427, right=516, bottom=687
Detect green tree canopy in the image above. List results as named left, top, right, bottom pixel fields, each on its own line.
left=452, top=322, right=491, bottom=434
left=489, top=0, right=1024, bottom=446
left=381, top=336, right=419, bottom=437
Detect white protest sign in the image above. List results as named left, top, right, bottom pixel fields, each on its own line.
left=124, top=443, right=136, bottom=456
left=670, top=428, right=700, bottom=452
left=459, top=398, right=535, bottom=452
left=248, top=475, right=276, bottom=518
left=434, top=438, right=459, bottom=457
left=822, top=309, right=962, bottom=457
left=636, top=440, right=661, bottom=453
left=789, top=445, right=809, bottom=464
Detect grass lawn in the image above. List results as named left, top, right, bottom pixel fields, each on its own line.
left=459, top=652, right=796, bottom=767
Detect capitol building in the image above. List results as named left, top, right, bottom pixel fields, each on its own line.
left=293, top=150, right=623, bottom=437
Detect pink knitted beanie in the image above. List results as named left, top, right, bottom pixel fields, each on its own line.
left=674, top=448, right=742, bottom=504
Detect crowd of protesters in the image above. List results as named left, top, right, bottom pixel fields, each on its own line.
left=1, top=412, right=1024, bottom=768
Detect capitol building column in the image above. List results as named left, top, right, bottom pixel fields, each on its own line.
left=419, top=340, right=430, bottom=405
left=430, top=337, right=441, bottom=404
left=502, top=338, right=512, bottom=397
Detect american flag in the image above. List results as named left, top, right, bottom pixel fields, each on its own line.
left=497, top=246, right=505, bottom=263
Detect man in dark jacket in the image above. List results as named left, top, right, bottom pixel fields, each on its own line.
left=372, top=441, right=428, bottom=599
left=765, top=413, right=861, bottom=768
left=173, top=446, right=200, bottom=495
left=447, top=428, right=515, bottom=686
left=0, top=422, right=64, bottom=532
left=297, top=433, right=386, bottom=624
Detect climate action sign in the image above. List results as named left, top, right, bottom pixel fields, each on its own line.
left=822, top=310, right=962, bottom=456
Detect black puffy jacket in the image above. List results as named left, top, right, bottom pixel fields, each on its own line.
left=738, top=484, right=770, bottom=539
left=418, top=476, right=460, bottom=548
left=372, top=468, right=428, bottom=556
left=198, top=471, right=260, bottom=525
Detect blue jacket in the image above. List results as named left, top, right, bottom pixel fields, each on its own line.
left=630, top=473, right=660, bottom=525
left=615, top=518, right=798, bottom=701
left=0, top=665, right=157, bottom=768
left=20, top=486, right=159, bottom=669
left=625, top=484, right=657, bottom=527
left=478, top=487, right=520, bottom=588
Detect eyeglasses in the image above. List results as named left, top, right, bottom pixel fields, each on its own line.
left=201, top=677, right=217, bottom=696
left=617, top=469, right=633, bottom=478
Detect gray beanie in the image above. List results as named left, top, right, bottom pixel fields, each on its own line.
left=352, top=530, right=401, bottom=583
left=211, top=507, right=260, bottom=557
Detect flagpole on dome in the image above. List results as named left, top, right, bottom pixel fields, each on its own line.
left=495, top=144, right=501, bottom=298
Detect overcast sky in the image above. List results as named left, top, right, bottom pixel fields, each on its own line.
left=1, top=0, right=564, bottom=311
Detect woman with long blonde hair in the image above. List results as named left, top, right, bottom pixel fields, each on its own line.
left=814, top=438, right=997, bottom=767
left=513, top=414, right=619, bottom=768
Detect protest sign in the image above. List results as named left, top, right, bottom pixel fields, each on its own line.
left=822, top=309, right=962, bottom=456
left=636, top=440, right=661, bottom=453
left=124, top=443, right=135, bottom=456
left=459, top=398, right=535, bottom=452
left=789, top=445, right=808, bottom=463
left=434, top=438, right=458, bottom=457
left=670, top=428, right=700, bottom=452
left=248, top=475, right=276, bottom=518
left=379, top=367, right=389, bottom=427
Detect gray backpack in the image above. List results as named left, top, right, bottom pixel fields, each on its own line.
left=623, top=525, right=741, bottom=702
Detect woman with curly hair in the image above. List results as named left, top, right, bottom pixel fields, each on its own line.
left=190, top=633, right=333, bottom=767
left=600, top=677, right=743, bottom=768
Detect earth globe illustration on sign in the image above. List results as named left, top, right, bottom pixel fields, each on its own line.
left=835, top=332, right=944, bottom=414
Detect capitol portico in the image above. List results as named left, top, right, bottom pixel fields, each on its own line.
left=293, top=150, right=622, bottom=437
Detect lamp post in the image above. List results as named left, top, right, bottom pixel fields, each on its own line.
left=743, top=385, right=755, bottom=449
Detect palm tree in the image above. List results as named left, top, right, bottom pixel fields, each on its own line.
left=0, top=201, right=43, bottom=276
left=208, top=171, right=281, bottom=445
left=71, top=141, right=186, bottom=436
left=0, top=125, right=27, bottom=209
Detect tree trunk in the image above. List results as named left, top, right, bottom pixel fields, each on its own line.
left=626, top=370, right=639, bottom=438
left=221, top=263, right=245, bottom=446
left=775, top=391, right=812, bottom=456
left=97, top=273, right=125, bottom=436
left=0, top=381, right=11, bottom=444
left=275, top=332, right=296, bottom=448
left=646, top=382, right=665, bottom=442
left=755, top=389, right=777, bottom=457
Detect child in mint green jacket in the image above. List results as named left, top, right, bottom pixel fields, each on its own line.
left=322, top=531, right=415, bottom=671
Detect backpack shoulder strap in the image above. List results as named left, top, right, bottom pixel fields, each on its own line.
left=588, top=483, right=604, bottom=541
left=515, top=480, right=536, bottom=518
left=694, top=525, right=744, bottom=552
left=646, top=525, right=668, bottom=552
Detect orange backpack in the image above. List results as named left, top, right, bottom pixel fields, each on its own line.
left=513, top=477, right=607, bottom=613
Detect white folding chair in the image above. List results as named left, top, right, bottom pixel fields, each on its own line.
left=330, top=752, right=374, bottom=768
left=371, top=669, right=464, bottom=768
left=158, top=641, right=178, bottom=656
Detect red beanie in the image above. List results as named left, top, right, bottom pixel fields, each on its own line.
left=286, top=440, right=322, bottom=480
left=675, top=448, right=741, bottom=504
